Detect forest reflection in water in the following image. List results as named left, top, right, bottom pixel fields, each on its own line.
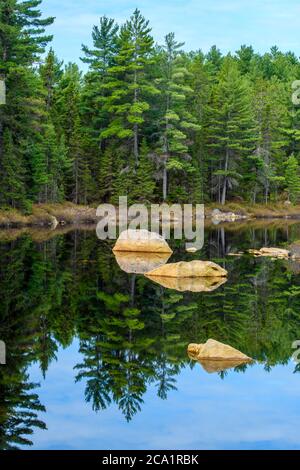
left=1, top=220, right=300, bottom=449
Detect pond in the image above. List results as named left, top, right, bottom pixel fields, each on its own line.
left=1, top=220, right=300, bottom=450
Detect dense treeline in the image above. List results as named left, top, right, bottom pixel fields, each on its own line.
left=2, top=2, right=300, bottom=209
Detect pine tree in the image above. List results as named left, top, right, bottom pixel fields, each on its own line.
left=0, top=0, right=54, bottom=207
left=155, top=33, right=201, bottom=201
left=252, top=77, right=290, bottom=202
left=98, top=145, right=116, bottom=202
left=55, top=63, right=94, bottom=203
left=0, top=129, right=26, bottom=207
left=206, top=56, right=256, bottom=204
left=285, top=154, right=300, bottom=204
left=81, top=16, right=119, bottom=148
left=0, top=0, right=54, bottom=153
left=100, top=9, right=159, bottom=168
left=42, top=123, right=68, bottom=203
left=131, top=139, right=156, bottom=203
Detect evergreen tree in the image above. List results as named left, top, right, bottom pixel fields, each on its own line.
left=285, top=154, right=300, bottom=204
left=100, top=9, right=159, bottom=168
left=81, top=16, right=119, bottom=148
left=155, top=33, right=201, bottom=201
left=39, top=48, right=63, bottom=115
left=0, top=0, right=54, bottom=206
left=0, top=129, right=26, bottom=207
left=206, top=56, right=256, bottom=204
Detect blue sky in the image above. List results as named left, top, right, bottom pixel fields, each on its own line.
left=41, top=0, right=300, bottom=67
left=27, top=340, right=300, bottom=450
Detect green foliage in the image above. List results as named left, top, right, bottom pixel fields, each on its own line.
left=285, top=154, right=300, bottom=203
left=2, top=5, right=300, bottom=207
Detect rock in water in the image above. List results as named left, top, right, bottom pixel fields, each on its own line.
left=146, top=275, right=227, bottom=292
left=146, top=260, right=227, bottom=278
left=113, top=229, right=173, bottom=254
left=186, top=247, right=198, bottom=253
left=187, top=339, right=252, bottom=362
left=248, top=247, right=290, bottom=259
left=114, top=252, right=171, bottom=274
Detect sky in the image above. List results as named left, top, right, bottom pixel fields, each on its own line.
left=41, top=0, right=300, bottom=67
left=27, top=340, right=300, bottom=450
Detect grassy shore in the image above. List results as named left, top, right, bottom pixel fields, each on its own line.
left=1, top=202, right=300, bottom=229
left=205, top=202, right=300, bottom=219
left=0, top=203, right=99, bottom=228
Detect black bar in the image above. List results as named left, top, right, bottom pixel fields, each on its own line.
left=0, top=450, right=297, bottom=465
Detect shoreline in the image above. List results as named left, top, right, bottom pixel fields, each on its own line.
left=1, top=202, right=300, bottom=229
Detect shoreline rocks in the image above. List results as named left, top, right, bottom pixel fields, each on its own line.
left=248, top=247, right=290, bottom=259
left=211, top=209, right=247, bottom=224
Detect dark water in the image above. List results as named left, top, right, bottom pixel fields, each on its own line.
left=1, top=221, right=300, bottom=450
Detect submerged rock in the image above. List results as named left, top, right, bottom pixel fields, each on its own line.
left=146, top=260, right=227, bottom=278
left=114, top=251, right=171, bottom=274
left=211, top=209, right=246, bottom=223
left=248, top=247, right=290, bottom=259
left=187, top=339, right=252, bottom=362
left=146, top=275, right=227, bottom=292
left=113, top=229, right=173, bottom=254
left=186, top=247, right=198, bottom=253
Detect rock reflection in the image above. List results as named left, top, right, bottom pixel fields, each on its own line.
left=114, top=251, right=171, bottom=274
left=145, top=275, right=227, bottom=292
left=197, top=359, right=251, bottom=374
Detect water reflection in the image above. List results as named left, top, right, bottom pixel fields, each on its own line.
left=146, top=275, right=227, bottom=292
left=114, top=251, right=171, bottom=274
left=1, top=222, right=300, bottom=448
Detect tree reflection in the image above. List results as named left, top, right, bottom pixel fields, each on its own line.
left=1, top=224, right=300, bottom=444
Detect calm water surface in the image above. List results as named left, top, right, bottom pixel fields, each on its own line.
left=1, top=221, right=300, bottom=450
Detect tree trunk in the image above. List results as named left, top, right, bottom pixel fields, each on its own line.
left=163, top=162, right=168, bottom=201
left=265, top=185, right=269, bottom=204
left=74, top=158, right=79, bottom=204
left=134, top=122, right=139, bottom=168
left=221, top=148, right=229, bottom=205
left=133, top=69, right=139, bottom=168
